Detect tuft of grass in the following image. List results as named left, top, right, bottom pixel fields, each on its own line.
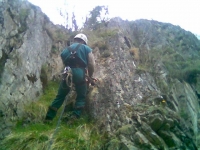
left=129, top=47, right=139, bottom=61
left=1, top=122, right=106, bottom=150
left=22, top=81, right=59, bottom=123
left=91, top=40, right=109, bottom=51
left=102, top=50, right=111, bottom=58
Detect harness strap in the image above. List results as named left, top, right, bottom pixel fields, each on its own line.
left=63, top=44, right=81, bottom=64
left=65, top=44, right=86, bottom=68
left=68, top=44, right=81, bottom=55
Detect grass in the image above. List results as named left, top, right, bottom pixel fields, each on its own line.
left=129, top=47, right=140, bottom=61
left=0, top=81, right=107, bottom=150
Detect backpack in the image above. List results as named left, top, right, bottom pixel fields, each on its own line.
left=61, top=44, right=86, bottom=68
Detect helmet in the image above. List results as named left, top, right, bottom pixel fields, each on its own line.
left=74, top=33, right=88, bottom=44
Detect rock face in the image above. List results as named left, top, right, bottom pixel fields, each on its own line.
left=1, top=1, right=200, bottom=149
left=0, top=0, right=68, bottom=139
left=87, top=18, right=200, bottom=149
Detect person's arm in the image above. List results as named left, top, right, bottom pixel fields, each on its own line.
left=88, top=52, right=95, bottom=77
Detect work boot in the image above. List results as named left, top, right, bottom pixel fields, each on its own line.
left=63, top=106, right=84, bottom=124
left=63, top=111, right=80, bottom=124
left=65, top=112, right=79, bottom=125
left=44, top=116, right=53, bottom=125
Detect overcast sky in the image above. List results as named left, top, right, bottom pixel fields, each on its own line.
left=28, top=0, right=200, bottom=35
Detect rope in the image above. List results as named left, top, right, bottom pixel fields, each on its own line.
left=61, top=67, right=73, bottom=89
left=47, top=94, right=70, bottom=150
left=47, top=68, right=73, bottom=150
left=47, top=67, right=98, bottom=150
left=66, top=72, right=73, bottom=88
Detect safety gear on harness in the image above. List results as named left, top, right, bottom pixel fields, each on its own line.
left=74, top=33, right=88, bottom=45
left=61, top=44, right=86, bottom=68
left=85, top=69, right=98, bottom=86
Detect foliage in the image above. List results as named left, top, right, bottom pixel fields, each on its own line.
left=137, top=45, right=200, bottom=84
left=51, top=45, right=58, bottom=54
left=72, top=12, right=78, bottom=31
left=91, top=40, right=108, bottom=51
left=21, top=81, right=59, bottom=124
left=88, top=27, right=117, bottom=49
left=0, top=81, right=107, bottom=150
left=129, top=47, right=139, bottom=61
left=179, top=109, right=189, bottom=120
left=45, top=25, right=69, bottom=43
left=19, top=8, right=29, bottom=21
left=1, top=122, right=106, bottom=150
left=84, top=6, right=109, bottom=30
left=102, top=50, right=111, bottom=58
left=163, top=58, right=200, bottom=84
left=18, top=8, right=29, bottom=33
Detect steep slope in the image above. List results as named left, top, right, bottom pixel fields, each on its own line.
left=86, top=18, right=200, bottom=149
left=1, top=0, right=200, bottom=149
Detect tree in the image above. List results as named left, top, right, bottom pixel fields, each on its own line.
left=57, top=1, right=78, bottom=31
left=84, top=5, right=109, bottom=30
left=72, top=12, right=78, bottom=31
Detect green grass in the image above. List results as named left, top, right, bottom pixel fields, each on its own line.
left=0, top=81, right=106, bottom=150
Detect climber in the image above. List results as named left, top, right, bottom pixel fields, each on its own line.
left=45, top=33, right=96, bottom=123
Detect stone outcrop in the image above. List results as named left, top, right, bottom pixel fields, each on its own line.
left=87, top=18, right=200, bottom=149
left=0, top=0, right=68, bottom=139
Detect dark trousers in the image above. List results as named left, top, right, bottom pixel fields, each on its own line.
left=45, top=68, right=87, bottom=120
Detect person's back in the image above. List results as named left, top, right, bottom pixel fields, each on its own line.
left=45, top=33, right=95, bottom=123
left=61, top=44, right=86, bottom=66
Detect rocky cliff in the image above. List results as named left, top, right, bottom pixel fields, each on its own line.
left=0, top=0, right=68, bottom=139
left=86, top=18, right=200, bottom=149
left=1, top=0, right=200, bottom=149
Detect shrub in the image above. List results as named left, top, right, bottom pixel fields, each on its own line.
left=129, top=47, right=139, bottom=61
left=102, top=50, right=111, bottom=58
left=19, top=8, right=29, bottom=21
left=51, top=45, right=58, bottom=54
left=183, top=68, right=200, bottom=84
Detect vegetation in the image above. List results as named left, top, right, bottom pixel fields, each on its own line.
left=84, top=6, right=109, bottom=30
left=129, top=47, right=140, bottom=61
left=157, top=49, right=200, bottom=84
left=0, top=82, right=107, bottom=150
left=136, top=43, right=200, bottom=85
left=102, top=50, right=111, bottom=58
left=18, top=8, right=29, bottom=33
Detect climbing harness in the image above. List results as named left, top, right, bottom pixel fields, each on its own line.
left=62, top=44, right=86, bottom=68
left=62, top=66, right=73, bottom=88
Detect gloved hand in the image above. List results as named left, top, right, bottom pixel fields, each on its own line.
left=90, top=78, right=98, bottom=86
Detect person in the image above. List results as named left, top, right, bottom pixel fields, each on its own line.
left=45, top=33, right=95, bottom=122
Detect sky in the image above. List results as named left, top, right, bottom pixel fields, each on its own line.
left=28, top=0, right=200, bottom=35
